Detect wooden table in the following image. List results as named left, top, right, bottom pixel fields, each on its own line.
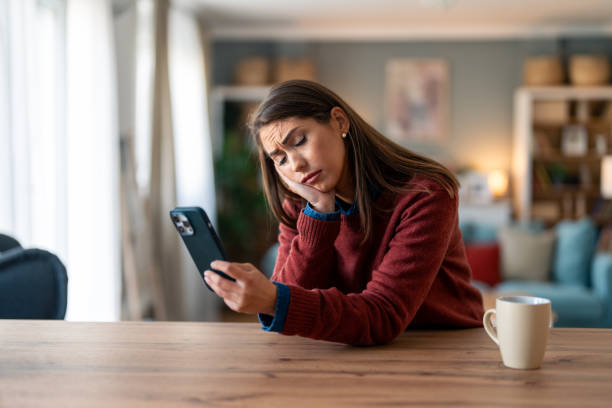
left=1, top=321, right=611, bottom=407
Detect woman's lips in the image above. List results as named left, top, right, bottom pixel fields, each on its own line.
left=302, top=170, right=321, bottom=184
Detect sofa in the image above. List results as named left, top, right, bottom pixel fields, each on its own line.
left=461, top=218, right=612, bottom=328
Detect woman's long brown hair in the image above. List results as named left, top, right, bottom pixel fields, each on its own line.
left=248, top=80, right=459, bottom=244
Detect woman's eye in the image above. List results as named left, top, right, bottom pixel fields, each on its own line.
left=295, top=135, right=306, bottom=146
left=278, top=156, right=286, bottom=166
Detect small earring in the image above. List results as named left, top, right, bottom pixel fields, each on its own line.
left=341, top=133, right=347, bottom=139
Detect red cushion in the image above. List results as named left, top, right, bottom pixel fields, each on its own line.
left=465, top=243, right=501, bottom=286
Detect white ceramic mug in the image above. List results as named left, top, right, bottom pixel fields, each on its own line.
left=483, top=296, right=551, bottom=369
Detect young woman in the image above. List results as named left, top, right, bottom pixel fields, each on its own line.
left=204, top=80, right=484, bottom=346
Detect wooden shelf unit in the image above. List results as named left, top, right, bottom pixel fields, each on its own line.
left=512, top=86, right=612, bottom=226
left=210, top=85, right=271, bottom=157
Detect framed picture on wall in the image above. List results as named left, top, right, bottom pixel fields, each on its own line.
left=385, top=59, right=449, bottom=142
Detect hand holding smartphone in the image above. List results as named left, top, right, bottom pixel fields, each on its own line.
left=169, top=207, right=235, bottom=292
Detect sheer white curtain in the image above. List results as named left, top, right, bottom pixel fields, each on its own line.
left=112, top=1, right=219, bottom=320
left=0, top=0, right=121, bottom=321
left=64, top=0, right=120, bottom=321
left=168, top=8, right=216, bottom=223
left=167, top=6, right=219, bottom=320
left=0, top=0, right=57, bottom=249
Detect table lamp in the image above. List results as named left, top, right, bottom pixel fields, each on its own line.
left=601, top=156, right=612, bottom=198
left=599, top=156, right=612, bottom=252
left=488, top=169, right=509, bottom=199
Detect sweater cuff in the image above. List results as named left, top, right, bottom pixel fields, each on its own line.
left=281, top=285, right=321, bottom=336
left=258, top=281, right=290, bottom=332
left=303, top=202, right=341, bottom=221
left=297, top=209, right=341, bottom=248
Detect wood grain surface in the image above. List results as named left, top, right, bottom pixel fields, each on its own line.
left=1, top=320, right=611, bottom=407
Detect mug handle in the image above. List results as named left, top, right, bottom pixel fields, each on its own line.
left=483, top=309, right=499, bottom=346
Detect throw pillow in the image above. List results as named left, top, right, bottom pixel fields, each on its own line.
left=465, top=243, right=501, bottom=286
left=553, top=218, right=596, bottom=288
left=498, top=226, right=556, bottom=281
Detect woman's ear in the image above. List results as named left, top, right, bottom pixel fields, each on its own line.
left=330, top=107, right=349, bottom=133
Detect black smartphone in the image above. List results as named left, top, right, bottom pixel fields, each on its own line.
left=169, top=206, right=235, bottom=292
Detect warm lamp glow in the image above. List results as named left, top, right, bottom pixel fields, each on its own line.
left=488, top=170, right=508, bottom=198
left=601, top=156, right=612, bottom=198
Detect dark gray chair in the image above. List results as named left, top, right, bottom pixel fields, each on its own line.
left=0, top=234, right=68, bottom=319
left=0, top=234, right=21, bottom=252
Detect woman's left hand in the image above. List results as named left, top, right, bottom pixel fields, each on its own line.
left=204, top=260, right=277, bottom=315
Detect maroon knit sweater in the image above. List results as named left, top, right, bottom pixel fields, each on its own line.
left=272, top=175, right=484, bottom=345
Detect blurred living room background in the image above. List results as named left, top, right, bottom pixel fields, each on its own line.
left=2, top=0, right=612, bottom=327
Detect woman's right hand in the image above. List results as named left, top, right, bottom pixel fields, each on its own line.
left=278, top=172, right=336, bottom=213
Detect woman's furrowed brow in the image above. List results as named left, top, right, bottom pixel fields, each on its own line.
left=268, top=126, right=302, bottom=157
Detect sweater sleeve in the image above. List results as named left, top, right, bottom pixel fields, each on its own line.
left=271, top=200, right=341, bottom=290
left=280, top=188, right=459, bottom=346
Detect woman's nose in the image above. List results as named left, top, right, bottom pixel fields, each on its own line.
left=290, top=154, right=306, bottom=172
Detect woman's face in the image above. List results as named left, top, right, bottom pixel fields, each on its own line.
left=259, top=108, right=353, bottom=199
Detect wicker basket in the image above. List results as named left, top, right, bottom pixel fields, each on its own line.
left=569, top=55, right=611, bottom=86
left=233, top=57, right=271, bottom=86
left=523, top=56, right=564, bottom=86
left=274, top=58, right=316, bottom=83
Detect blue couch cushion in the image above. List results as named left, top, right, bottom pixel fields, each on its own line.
left=459, top=221, right=474, bottom=243
left=460, top=222, right=497, bottom=244
left=553, top=218, right=596, bottom=288
left=460, top=220, right=545, bottom=245
left=495, top=281, right=603, bottom=327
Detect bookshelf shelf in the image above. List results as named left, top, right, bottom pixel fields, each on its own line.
left=532, top=189, right=601, bottom=199
left=532, top=154, right=602, bottom=163
left=513, top=86, right=612, bottom=226
left=534, top=122, right=610, bottom=130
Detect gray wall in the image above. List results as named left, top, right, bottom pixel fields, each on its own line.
left=212, top=38, right=612, bottom=172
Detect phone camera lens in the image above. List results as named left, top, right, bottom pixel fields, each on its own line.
left=183, top=221, right=191, bottom=228
left=178, top=226, right=185, bottom=233
left=172, top=215, right=179, bottom=223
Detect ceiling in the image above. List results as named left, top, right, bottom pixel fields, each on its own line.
left=171, top=0, right=612, bottom=41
